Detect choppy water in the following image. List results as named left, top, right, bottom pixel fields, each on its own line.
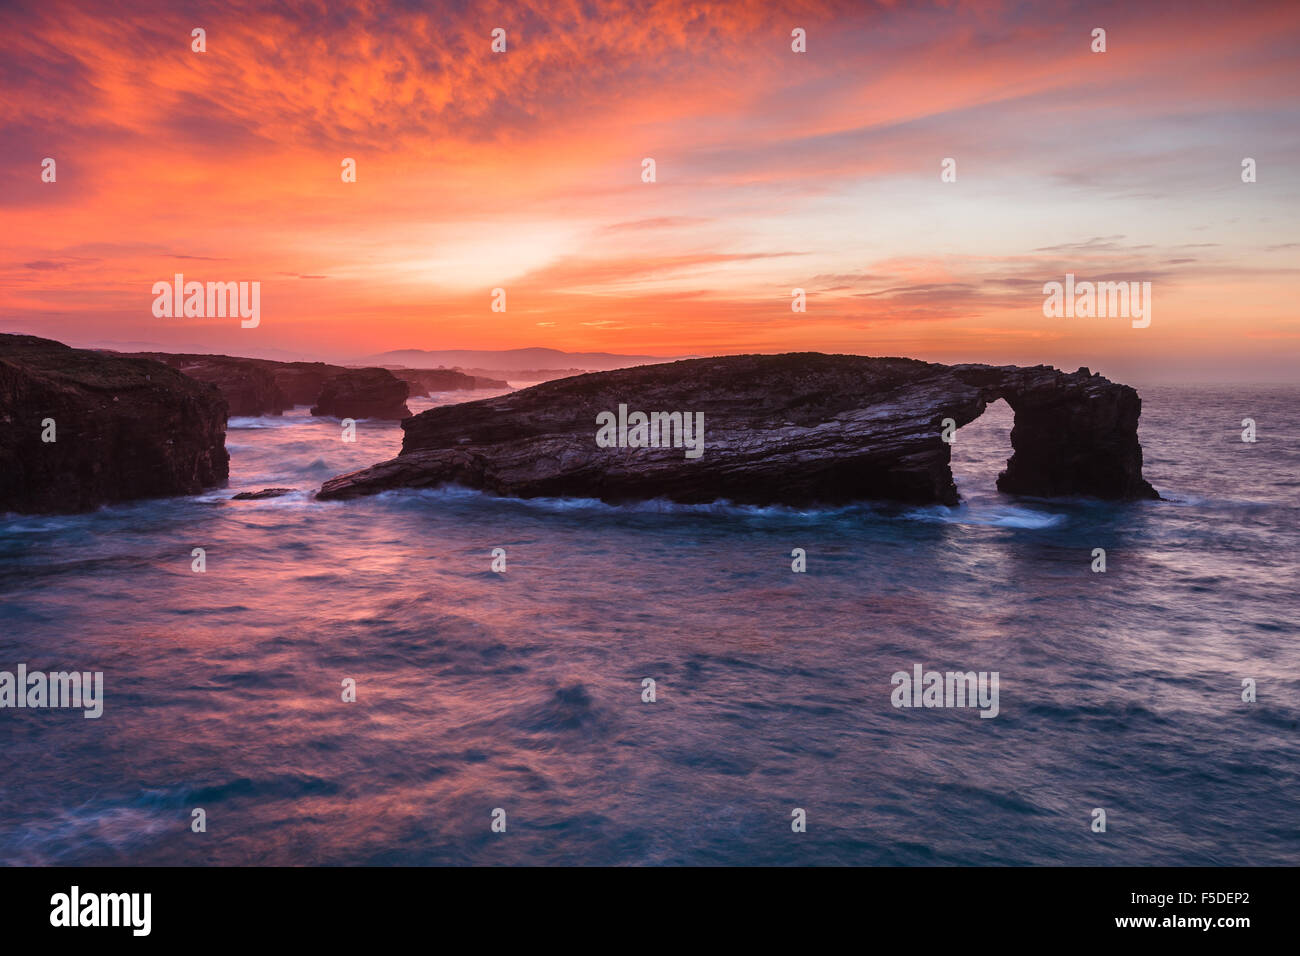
left=1, top=385, right=1297, bottom=865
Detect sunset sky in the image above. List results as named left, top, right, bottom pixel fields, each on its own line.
left=2, top=0, right=1297, bottom=381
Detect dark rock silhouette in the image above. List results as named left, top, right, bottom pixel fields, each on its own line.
left=1, top=334, right=229, bottom=514
left=310, top=368, right=411, bottom=420
left=317, top=353, right=1158, bottom=506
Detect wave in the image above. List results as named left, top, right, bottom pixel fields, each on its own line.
left=227, top=416, right=310, bottom=429
left=362, top=484, right=867, bottom=519
left=902, top=503, right=1065, bottom=529
left=0, top=787, right=188, bottom=865
left=353, top=483, right=1070, bottom=528
left=1154, top=490, right=1277, bottom=511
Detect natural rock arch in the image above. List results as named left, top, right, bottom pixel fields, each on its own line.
left=949, top=364, right=1158, bottom=502
left=318, top=353, right=1159, bottom=506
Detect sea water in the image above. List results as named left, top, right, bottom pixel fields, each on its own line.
left=1, top=385, right=1296, bottom=865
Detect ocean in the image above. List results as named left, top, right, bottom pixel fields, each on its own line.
left=1, top=384, right=1296, bottom=865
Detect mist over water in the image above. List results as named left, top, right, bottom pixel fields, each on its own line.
left=1, top=386, right=1297, bottom=865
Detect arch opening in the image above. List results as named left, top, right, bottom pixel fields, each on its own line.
left=949, top=397, right=1015, bottom=504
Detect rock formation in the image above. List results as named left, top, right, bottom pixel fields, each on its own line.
left=1, top=334, right=229, bottom=514
left=317, top=353, right=1158, bottom=506
left=310, top=367, right=411, bottom=420
left=948, top=363, right=1157, bottom=500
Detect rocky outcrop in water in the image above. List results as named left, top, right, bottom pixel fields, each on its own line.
left=317, top=353, right=1158, bottom=506
left=231, top=487, right=296, bottom=500
left=1, top=334, right=229, bottom=514
left=310, top=367, right=411, bottom=420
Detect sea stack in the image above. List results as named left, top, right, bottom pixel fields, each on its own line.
left=310, top=367, right=411, bottom=420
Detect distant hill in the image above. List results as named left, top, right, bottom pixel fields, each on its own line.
left=355, top=347, right=682, bottom=374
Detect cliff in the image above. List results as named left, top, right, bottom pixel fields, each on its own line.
left=1, top=334, right=229, bottom=514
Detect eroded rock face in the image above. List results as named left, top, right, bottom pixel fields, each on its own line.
left=1, top=334, right=229, bottom=514
left=310, top=368, right=411, bottom=420
left=317, top=353, right=1158, bottom=506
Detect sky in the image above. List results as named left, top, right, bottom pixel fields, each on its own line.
left=1, top=0, right=1298, bottom=381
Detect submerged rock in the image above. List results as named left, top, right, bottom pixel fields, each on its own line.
left=310, top=367, right=411, bottom=420
left=231, top=487, right=296, bottom=500
left=1, top=334, right=229, bottom=514
left=316, top=353, right=1158, bottom=506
